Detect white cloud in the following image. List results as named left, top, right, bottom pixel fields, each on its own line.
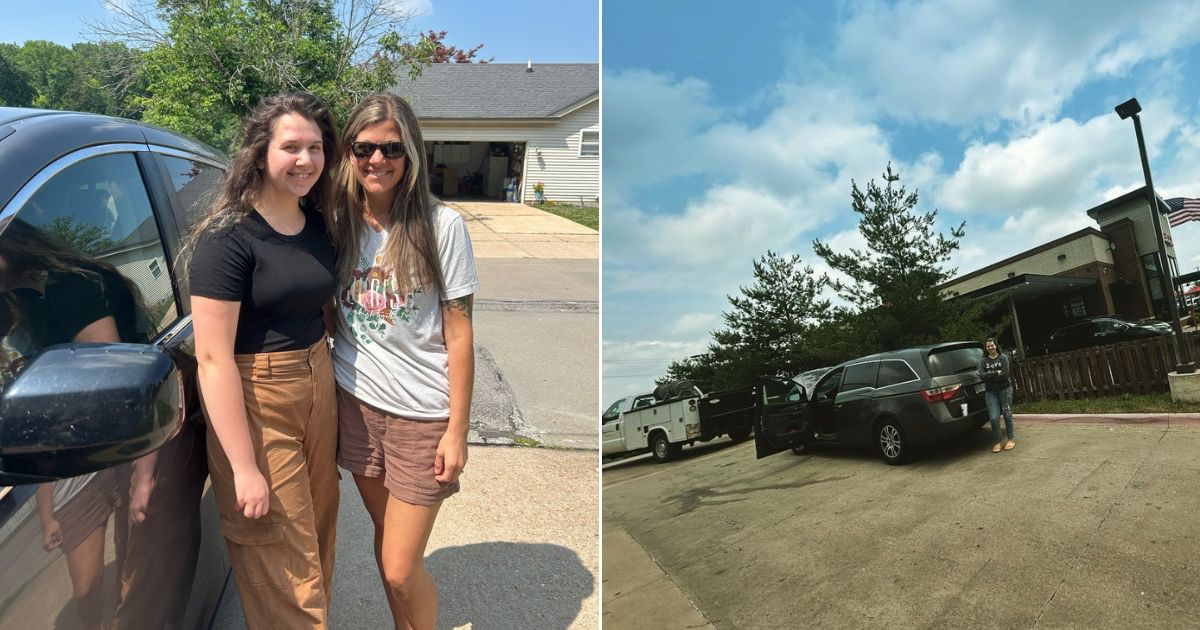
left=936, top=109, right=1173, bottom=214
left=601, top=339, right=710, bottom=402
left=833, top=0, right=1200, bottom=125
left=670, top=313, right=722, bottom=338
left=602, top=69, right=721, bottom=195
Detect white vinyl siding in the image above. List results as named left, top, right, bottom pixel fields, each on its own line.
left=419, top=99, right=600, bottom=206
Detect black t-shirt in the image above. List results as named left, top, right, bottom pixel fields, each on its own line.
left=14, top=263, right=142, bottom=347
left=189, top=207, right=336, bottom=354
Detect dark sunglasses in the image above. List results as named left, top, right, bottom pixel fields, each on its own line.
left=350, top=141, right=406, bottom=159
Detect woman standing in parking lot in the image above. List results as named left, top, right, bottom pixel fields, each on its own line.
left=980, top=338, right=1016, bottom=453
left=327, top=93, right=477, bottom=630
left=185, top=93, right=341, bottom=629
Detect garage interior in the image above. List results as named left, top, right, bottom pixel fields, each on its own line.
left=425, top=141, right=526, bottom=202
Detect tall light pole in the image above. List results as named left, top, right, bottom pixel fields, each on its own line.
left=1115, top=97, right=1195, bottom=374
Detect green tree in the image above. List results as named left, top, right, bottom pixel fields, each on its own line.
left=95, top=0, right=437, bottom=150
left=3, top=40, right=133, bottom=115
left=812, top=164, right=999, bottom=353
left=48, top=217, right=116, bottom=255
left=0, top=49, right=34, bottom=107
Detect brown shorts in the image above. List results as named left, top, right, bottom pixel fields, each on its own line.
left=336, top=387, right=460, bottom=506
left=54, top=468, right=123, bottom=554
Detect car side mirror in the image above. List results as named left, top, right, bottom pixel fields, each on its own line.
left=0, top=343, right=184, bottom=484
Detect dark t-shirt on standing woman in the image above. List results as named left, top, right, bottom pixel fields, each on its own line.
left=188, top=206, right=336, bottom=354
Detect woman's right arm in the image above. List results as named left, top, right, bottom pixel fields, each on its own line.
left=192, top=296, right=270, bottom=519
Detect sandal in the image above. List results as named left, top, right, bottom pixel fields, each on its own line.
left=992, top=443, right=1002, bottom=453
left=1004, top=440, right=1016, bottom=451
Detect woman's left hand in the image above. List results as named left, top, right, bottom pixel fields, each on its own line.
left=435, top=429, right=468, bottom=484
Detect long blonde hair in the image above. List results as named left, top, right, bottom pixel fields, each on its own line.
left=329, top=94, right=444, bottom=297
left=177, top=93, right=340, bottom=274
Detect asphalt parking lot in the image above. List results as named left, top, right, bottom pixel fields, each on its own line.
left=603, top=418, right=1200, bottom=629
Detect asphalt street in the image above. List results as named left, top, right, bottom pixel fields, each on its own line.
left=604, top=417, right=1200, bottom=629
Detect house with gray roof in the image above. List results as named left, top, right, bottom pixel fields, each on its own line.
left=391, top=62, right=599, bottom=206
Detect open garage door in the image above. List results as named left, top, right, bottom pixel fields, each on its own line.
left=426, top=141, right=526, bottom=202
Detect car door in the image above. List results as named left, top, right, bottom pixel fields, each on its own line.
left=809, top=367, right=844, bottom=438
left=835, top=361, right=881, bottom=445
left=751, top=378, right=815, bottom=458
left=0, top=145, right=228, bottom=629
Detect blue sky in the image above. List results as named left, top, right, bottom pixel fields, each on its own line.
left=0, top=0, right=598, bottom=62
left=603, top=0, right=1200, bottom=402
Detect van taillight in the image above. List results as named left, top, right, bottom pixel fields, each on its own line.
left=921, top=383, right=961, bottom=403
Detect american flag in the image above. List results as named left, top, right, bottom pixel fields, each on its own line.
left=1167, top=197, right=1200, bottom=228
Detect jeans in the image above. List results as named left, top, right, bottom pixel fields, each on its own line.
left=985, top=385, right=1014, bottom=443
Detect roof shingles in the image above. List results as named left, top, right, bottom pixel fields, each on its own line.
left=390, top=63, right=598, bottom=119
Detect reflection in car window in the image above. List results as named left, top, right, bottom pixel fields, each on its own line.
left=762, top=380, right=800, bottom=405
left=602, top=399, right=622, bottom=423
left=877, top=360, right=919, bottom=387
left=927, top=346, right=984, bottom=377
left=159, top=155, right=223, bottom=231
left=0, top=154, right=177, bottom=387
left=842, top=361, right=879, bottom=392
left=813, top=368, right=843, bottom=401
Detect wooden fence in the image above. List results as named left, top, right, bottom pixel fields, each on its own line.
left=1012, top=332, right=1200, bottom=402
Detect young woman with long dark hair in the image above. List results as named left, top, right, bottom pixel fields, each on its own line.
left=184, top=92, right=341, bottom=629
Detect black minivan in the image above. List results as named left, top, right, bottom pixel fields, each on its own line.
left=753, top=342, right=989, bottom=465
left=0, top=107, right=230, bottom=628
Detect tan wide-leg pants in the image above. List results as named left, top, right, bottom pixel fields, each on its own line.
left=206, top=339, right=339, bottom=630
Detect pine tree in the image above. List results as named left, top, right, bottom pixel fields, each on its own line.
left=699, top=250, right=831, bottom=389
left=812, top=164, right=999, bottom=352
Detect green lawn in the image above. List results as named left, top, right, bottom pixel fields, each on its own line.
left=532, top=202, right=599, bottom=231
left=1014, top=393, right=1196, bottom=414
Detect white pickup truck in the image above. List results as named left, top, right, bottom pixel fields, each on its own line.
left=601, top=383, right=755, bottom=463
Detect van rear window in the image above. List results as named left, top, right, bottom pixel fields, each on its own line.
left=927, top=346, right=983, bottom=377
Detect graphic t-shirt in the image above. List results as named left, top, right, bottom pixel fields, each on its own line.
left=979, top=352, right=1011, bottom=391
left=333, top=205, right=479, bottom=420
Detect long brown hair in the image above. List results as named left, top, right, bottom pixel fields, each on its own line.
left=178, top=92, right=339, bottom=272
left=328, top=93, right=444, bottom=296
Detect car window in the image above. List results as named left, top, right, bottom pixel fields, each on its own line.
left=159, top=155, right=224, bottom=231
left=927, top=346, right=984, bottom=377
left=602, top=399, right=623, bottom=423
left=842, top=361, right=879, bottom=391
left=877, top=360, right=918, bottom=387
left=0, top=152, right=177, bottom=390
left=813, top=367, right=844, bottom=401
left=761, top=379, right=804, bottom=405
left=632, top=395, right=655, bottom=409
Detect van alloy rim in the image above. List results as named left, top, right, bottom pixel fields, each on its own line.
left=655, top=440, right=667, bottom=458
left=880, top=425, right=901, bottom=458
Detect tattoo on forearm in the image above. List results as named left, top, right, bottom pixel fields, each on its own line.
left=444, top=294, right=474, bottom=319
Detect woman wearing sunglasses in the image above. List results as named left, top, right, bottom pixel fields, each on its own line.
left=327, top=93, right=477, bottom=630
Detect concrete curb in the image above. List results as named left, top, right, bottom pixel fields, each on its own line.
left=1015, top=413, right=1200, bottom=427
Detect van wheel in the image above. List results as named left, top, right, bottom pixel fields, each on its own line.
left=791, top=444, right=808, bottom=456
left=876, top=418, right=909, bottom=465
left=650, top=433, right=680, bottom=462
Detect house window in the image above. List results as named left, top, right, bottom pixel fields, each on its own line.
left=579, top=130, right=599, bottom=157
left=149, top=259, right=162, bottom=279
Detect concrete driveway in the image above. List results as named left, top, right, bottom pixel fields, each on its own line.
left=603, top=421, right=1200, bottom=628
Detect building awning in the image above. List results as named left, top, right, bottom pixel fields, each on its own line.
left=950, top=273, right=1099, bottom=303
